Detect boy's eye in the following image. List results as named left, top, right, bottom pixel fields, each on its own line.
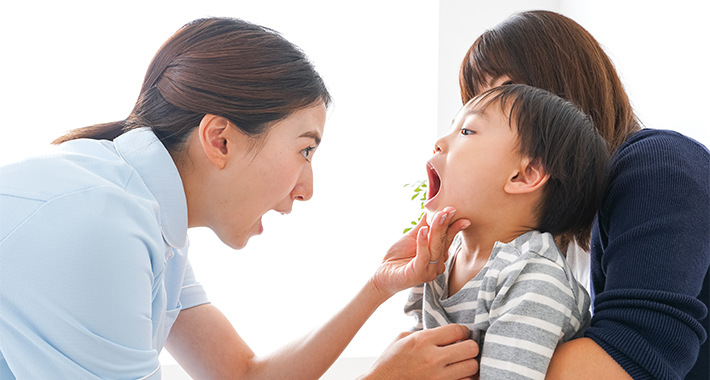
left=460, top=128, right=475, bottom=136
left=301, top=146, right=315, bottom=161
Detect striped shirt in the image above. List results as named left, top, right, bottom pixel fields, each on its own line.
left=405, top=230, right=591, bottom=380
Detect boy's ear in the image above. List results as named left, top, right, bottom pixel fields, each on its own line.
left=197, top=114, right=233, bottom=170
left=504, top=157, right=550, bottom=195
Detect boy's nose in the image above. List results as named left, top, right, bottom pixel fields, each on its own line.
left=433, top=137, right=445, bottom=154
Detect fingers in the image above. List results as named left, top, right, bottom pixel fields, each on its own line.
left=423, top=323, right=473, bottom=347
left=408, top=325, right=480, bottom=380
left=443, top=357, right=480, bottom=380
left=429, top=326, right=479, bottom=380
left=411, top=207, right=470, bottom=283
left=446, top=218, right=471, bottom=247
left=439, top=339, right=479, bottom=366
left=426, top=208, right=459, bottom=264
left=412, top=225, right=433, bottom=275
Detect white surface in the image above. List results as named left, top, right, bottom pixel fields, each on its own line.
left=162, top=357, right=377, bottom=380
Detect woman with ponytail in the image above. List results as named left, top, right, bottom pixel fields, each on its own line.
left=0, top=18, right=478, bottom=379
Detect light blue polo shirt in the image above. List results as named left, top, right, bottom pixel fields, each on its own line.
left=0, top=128, right=209, bottom=379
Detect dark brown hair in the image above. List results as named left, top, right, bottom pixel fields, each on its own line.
left=459, top=10, right=640, bottom=154
left=472, top=84, right=610, bottom=251
left=53, top=17, right=332, bottom=153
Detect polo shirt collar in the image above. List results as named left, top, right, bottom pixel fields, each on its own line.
left=114, top=127, right=188, bottom=249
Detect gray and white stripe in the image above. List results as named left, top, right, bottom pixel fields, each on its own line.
left=405, top=231, right=591, bottom=380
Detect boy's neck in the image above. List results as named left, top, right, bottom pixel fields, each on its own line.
left=448, top=225, right=533, bottom=296
left=458, top=225, right=529, bottom=260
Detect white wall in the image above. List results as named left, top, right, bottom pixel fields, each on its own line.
left=561, top=0, right=710, bottom=147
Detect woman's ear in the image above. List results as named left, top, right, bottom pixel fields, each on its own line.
left=197, top=114, right=232, bottom=170
left=504, top=157, right=550, bottom=195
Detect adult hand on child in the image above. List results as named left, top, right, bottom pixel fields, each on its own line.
left=359, top=324, right=480, bottom=380
left=370, top=207, right=470, bottom=298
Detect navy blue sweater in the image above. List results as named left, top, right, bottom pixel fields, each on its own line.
left=589, top=129, right=710, bottom=379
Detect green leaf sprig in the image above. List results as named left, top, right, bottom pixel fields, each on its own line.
left=403, top=180, right=427, bottom=233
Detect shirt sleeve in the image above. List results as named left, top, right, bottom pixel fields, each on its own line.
left=478, top=254, right=590, bottom=380
left=179, top=259, right=210, bottom=310
left=404, top=284, right=425, bottom=331
left=0, top=186, right=164, bottom=379
left=588, top=131, right=710, bottom=379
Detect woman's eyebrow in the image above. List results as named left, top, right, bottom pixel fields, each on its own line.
left=299, top=131, right=321, bottom=146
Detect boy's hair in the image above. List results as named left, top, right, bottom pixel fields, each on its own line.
left=470, top=84, right=610, bottom=251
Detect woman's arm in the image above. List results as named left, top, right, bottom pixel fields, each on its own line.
left=545, top=338, right=631, bottom=379
left=166, top=208, right=478, bottom=380
left=548, top=131, right=710, bottom=379
left=167, top=293, right=479, bottom=380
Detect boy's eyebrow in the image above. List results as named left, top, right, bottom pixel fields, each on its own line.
left=464, top=106, right=487, bottom=118
left=451, top=106, right=487, bottom=125
left=299, top=131, right=321, bottom=146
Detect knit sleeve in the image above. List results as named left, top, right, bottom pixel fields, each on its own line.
left=588, top=130, right=710, bottom=380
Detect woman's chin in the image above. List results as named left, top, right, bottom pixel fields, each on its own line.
left=214, top=228, right=254, bottom=250
left=220, top=219, right=264, bottom=250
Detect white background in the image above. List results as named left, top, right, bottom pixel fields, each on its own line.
left=1, top=0, right=708, bottom=370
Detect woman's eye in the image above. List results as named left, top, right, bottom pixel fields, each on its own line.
left=460, top=128, right=475, bottom=136
left=301, top=146, right=315, bottom=161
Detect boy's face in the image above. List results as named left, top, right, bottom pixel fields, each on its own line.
left=425, top=100, right=521, bottom=226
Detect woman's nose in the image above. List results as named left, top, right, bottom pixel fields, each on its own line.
left=292, top=166, right=314, bottom=202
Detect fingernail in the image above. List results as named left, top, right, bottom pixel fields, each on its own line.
left=420, top=226, right=429, bottom=236
left=440, top=213, right=447, bottom=223
left=462, top=221, right=471, bottom=229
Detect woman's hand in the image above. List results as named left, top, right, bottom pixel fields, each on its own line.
left=370, top=207, right=470, bottom=298
left=359, top=324, right=480, bottom=380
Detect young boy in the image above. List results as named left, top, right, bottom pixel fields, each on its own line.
left=405, top=84, right=610, bottom=380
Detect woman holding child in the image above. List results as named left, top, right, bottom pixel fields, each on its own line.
left=446, top=9, right=709, bottom=380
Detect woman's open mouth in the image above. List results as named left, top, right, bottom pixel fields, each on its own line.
left=425, top=161, right=441, bottom=206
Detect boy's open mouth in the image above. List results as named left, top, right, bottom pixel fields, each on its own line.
left=426, top=162, right=441, bottom=202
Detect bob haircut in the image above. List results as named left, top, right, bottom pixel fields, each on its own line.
left=54, top=17, right=331, bottom=154
left=460, top=10, right=640, bottom=154
left=469, top=84, right=610, bottom=251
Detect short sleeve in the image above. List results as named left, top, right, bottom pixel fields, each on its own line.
left=0, top=187, right=164, bottom=379
left=179, top=259, right=210, bottom=310
left=404, top=284, right=425, bottom=331
left=478, top=253, right=590, bottom=380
